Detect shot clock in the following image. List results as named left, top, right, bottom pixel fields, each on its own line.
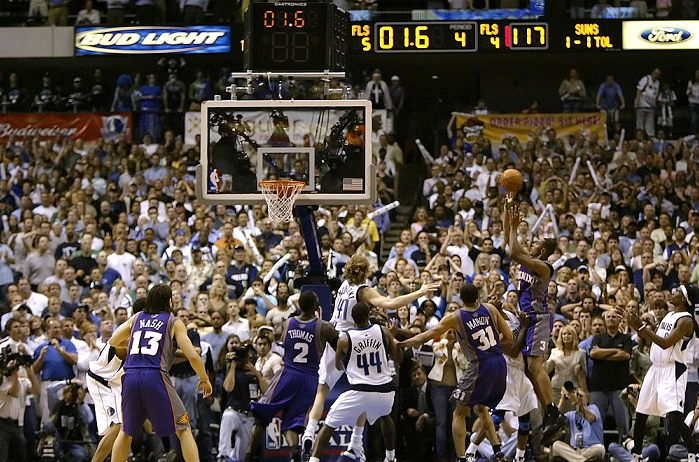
left=244, top=2, right=348, bottom=72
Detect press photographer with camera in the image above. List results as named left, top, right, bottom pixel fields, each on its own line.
left=550, top=382, right=605, bottom=462
left=217, top=342, right=267, bottom=462
left=608, top=383, right=662, bottom=462
left=0, top=324, right=40, bottom=462
left=44, top=381, right=94, bottom=462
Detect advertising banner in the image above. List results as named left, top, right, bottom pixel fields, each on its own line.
left=0, top=112, right=131, bottom=143
left=452, top=112, right=606, bottom=146
left=622, top=20, right=699, bottom=50
left=75, top=25, right=231, bottom=55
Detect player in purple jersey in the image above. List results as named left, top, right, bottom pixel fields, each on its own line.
left=108, top=284, right=213, bottom=462
left=505, top=200, right=564, bottom=444
left=243, top=290, right=338, bottom=462
left=399, top=284, right=513, bottom=462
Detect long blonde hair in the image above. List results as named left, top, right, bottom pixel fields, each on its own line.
left=344, top=254, right=371, bottom=285
left=554, top=325, right=580, bottom=351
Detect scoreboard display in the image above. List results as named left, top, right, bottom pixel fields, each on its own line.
left=351, top=20, right=632, bottom=53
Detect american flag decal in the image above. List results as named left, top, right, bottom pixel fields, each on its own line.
left=343, top=178, right=363, bottom=191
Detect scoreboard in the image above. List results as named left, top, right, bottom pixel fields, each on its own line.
left=351, top=19, right=699, bottom=53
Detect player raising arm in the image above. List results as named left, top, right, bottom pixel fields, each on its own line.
left=399, top=284, right=512, bottom=462
left=505, top=200, right=564, bottom=443
left=625, top=284, right=699, bottom=462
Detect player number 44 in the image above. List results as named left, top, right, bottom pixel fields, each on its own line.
left=357, top=351, right=382, bottom=375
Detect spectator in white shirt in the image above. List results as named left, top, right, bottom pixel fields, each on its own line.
left=76, top=0, right=100, bottom=24
left=422, top=164, right=446, bottom=199
left=474, top=157, right=501, bottom=197
left=221, top=300, right=250, bottom=343
left=106, top=237, right=135, bottom=287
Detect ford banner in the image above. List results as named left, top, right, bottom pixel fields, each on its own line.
left=622, top=20, right=699, bottom=50
left=75, top=25, right=231, bottom=55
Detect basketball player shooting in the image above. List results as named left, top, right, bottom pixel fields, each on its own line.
left=504, top=199, right=564, bottom=443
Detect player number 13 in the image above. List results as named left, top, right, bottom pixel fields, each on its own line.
left=130, top=331, right=163, bottom=356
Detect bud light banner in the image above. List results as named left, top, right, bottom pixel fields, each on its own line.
left=75, top=26, right=231, bottom=55
left=0, top=112, right=131, bottom=143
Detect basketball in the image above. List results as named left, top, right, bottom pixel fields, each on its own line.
left=500, top=169, right=524, bottom=193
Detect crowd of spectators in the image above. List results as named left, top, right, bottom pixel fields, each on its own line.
left=568, top=0, right=699, bottom=18
left=5, top=59, right=699, bottom=462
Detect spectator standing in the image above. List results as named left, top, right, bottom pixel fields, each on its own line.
left=253, top=332, right=282, bottom=383
left=635, top=69, right=661, bottom=138
left=546, top=325, right=588, bottom=407
left=32, top=318, right=78, bottom=424
left=106, top=0, right=127, bottom=23
left=400, top=365, right=436, bottom=462
left=76, top=0, right=100, bottom=24
left=589, top=309, right=632, bottom=442
left=0, top=342, right=40, bottom=462
left=687, top=70, right=699, bottom=135
left=559, top=69, right=586, bottom=113
left=180, top=0, right=207, bottom=23
left=136, top=74, right=163, bottom=143
left=163, top=73, right=186, bottom=134
left=597, top=75, right=625, bottom=138
left=135, top=0, right=156, bottom=24
left=47, top=0, right=69, bottom=26
left=222, top=300, right=251, bottom=343
left=365, top=69, right=392, bottom=110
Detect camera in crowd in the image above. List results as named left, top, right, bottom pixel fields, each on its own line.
left=227, top=346, right=249, bottom=364
left=0, top=345, right=33, bottom=376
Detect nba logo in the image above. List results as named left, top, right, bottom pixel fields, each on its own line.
left=265, top=418, right=282, bottom=450
left=209, top=169, right=221, bottom=193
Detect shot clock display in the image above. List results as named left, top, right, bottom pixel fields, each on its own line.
left=244, top=2, right=348, bottom=72
left=366, top=21, right=548, bottom=53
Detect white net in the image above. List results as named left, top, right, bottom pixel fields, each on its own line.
left=259, top=180, right=305, bottom=223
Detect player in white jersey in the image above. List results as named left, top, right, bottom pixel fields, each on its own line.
left=470, top=305, right=538, bottom=462
left=626, top=284, right=699, bottom=462
left=86, top=342, right=125, bottom=462
left=308, top=302, right=402, bottom=462
left=301, top=254, right=439, bottom=462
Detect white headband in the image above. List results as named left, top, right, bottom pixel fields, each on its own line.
left=680, top=285, right=692, bottom=305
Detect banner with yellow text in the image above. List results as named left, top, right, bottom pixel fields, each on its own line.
left=452, top=112, right=606, bottom=146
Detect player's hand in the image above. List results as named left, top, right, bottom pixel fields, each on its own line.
left=197, top=379, right=213, bottom=398
left=518, top=311, right=530, bottom=328
left=420, top=282, right=441, bottom=295
left=407, top=408, right=419, bottom=419
left=627, top=311, right=642, bottom=331
left=387, top=319, right=398, bottom=336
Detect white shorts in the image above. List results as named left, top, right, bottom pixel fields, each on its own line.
left=324, top=390, right=395, bottom=428
left=636, top=363, right=688, bottom=417
left=86, top=374, right=122, bottom=435
left=318, top=342, right=344, bottom=388
left=496, top=366, right=538, bottom=416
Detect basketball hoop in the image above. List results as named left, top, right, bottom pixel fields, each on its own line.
left=259, top=179, right=305, bottom=223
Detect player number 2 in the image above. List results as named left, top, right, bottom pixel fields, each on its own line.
left=293, top=343, right=309, bottom=364
left=129, top=331, right=162, bottom=356
left=473, top=326, right=497, bottom=351
left=357, top=351, right=382, bottom=375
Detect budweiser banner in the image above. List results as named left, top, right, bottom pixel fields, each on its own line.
left=0, top=112, right=132, bottom=143
left=452, top=111, right=607, bottom=146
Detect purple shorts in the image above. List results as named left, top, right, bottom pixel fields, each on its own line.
left=121, top=369, right=189, bottom=437
left=451, top=355, right=506, bottom=409
left=522, top=311, right=553, bottom=357
left=251, top=367, right=317, bottom=432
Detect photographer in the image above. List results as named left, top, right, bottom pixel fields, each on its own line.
left=0, top=344, right=40, bottom=462
left=608, top=383, right=661, bottom=462
left=44, top=381, right=94, bottom=462
left=551, top=383, right=605, bottom=462
left=217, top=344, right=267, bottom=462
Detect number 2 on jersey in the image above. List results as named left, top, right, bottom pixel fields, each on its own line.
left=473, top=326, right=497, bottom=351
left=335, top=299, right=350, bottom=320
left=357, top=351, right=382, bottom=375
left=129, top=331, right=163, bottom=356
left=293, top=343, right=309, bottom=363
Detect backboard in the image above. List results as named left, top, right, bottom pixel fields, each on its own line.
left=196, top=99, right=375, bottom=206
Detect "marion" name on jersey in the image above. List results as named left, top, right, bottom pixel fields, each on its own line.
left=466, top=316, right=490, bottom=331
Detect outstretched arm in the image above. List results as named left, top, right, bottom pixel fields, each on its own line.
left=506, top=202, right=551, bottom=279
left=361, top=282, right=441, bottom=311
left=397, top=313, right=459, bottom=349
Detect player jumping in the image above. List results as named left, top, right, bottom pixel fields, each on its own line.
left=505, top=200, right=564, bottom=443
left=399, top=283, right=513, bottom=462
